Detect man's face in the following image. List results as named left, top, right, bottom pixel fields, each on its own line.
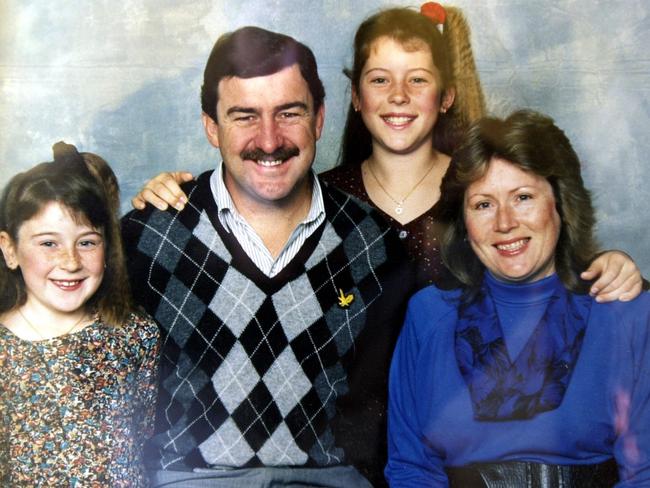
left=203, top=64, right=324, bottom=212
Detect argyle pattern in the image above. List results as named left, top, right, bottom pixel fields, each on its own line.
left=122, top=171, right=412, bottom=479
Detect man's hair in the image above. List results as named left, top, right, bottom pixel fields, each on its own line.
left=438, top=109, right=599, bottom=296
left=201, top=26, right=325, bottom=122
left=0, top=147, right=134, bottom=326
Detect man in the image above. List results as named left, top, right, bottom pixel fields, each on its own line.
left=122, top=26, right=413, bottom=487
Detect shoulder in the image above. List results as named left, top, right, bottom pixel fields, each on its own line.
left=121, top=170, right=214, bottom=244
left=119, top=312, right=160, bottom=345
left=319, top=164, right=366, bottom=201
left=590, top=291, right=650, bottom=335
left=320, top=179, right=375, bottom=216
left=396, top=285, right=461, bottom=352
left=321, top=182, right=404, bottom=255
left=319, top=164, right=355, bottom=184
left=407, top=285, right=461, bottom=319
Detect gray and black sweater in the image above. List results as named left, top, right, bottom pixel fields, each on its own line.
left=122, top=170, right=414, bottom=486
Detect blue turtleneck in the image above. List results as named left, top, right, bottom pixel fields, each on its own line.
left=386, top=275, right=650, bottom=487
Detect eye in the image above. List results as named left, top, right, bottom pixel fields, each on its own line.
left=474, top=201, right=491, bottom=210
left=369, top=77, right=388, bottom=85
left=79, top=237, right=103, bottom=248
left=410, top=76, right=428, bottom=84
left=40, top=240, right=57, bottom=248
left=278, top=111, right=301, bottom=120
left=517, top=193, right=533, bottom=202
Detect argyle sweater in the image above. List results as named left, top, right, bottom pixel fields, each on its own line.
left=121, top=170, right=414, bottom=486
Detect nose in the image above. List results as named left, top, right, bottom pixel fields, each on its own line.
left=389, top=80, right=409, bottom=105
left=58, top=247, right=82, bottom=272
left=254, top=117, right=283, bottom=154
left=494, top=204, right=518, bottom=233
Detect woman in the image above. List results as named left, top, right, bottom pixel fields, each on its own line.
left=131, top=4, right=642, bottom=299
left=386, top=110, right=650, bottom=487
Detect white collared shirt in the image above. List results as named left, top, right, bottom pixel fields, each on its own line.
left=210, top=162, right=326, bottom=277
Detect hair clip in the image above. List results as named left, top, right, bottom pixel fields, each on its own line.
left=420, top=2, right=447, bottom=31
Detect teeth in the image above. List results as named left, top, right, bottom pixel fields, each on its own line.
left=257, top=160, right=283, bottom=167
left=54, top=280, right=81, bottom=288
left=383, top=116, right=413, bottom=125
left=496, top=239, right=528, bottom=251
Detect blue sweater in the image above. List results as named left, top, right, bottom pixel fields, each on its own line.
left=386, top=273, right=650, bottom=487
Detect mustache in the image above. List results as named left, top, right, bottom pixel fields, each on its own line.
left=241, top=146, right=299, bottom=162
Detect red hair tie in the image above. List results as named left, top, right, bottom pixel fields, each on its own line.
left=420, top=2, right=447, bottom=25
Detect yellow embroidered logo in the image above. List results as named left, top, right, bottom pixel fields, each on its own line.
left=337, top=288, right=354, bottom=308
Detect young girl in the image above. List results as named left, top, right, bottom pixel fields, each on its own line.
left=130, top=3, right=643, bottom=298
left=0, top=143, right=160, bottom=486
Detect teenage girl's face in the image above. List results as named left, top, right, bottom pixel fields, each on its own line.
left=353, top=36, right=451, bottom=156
left=0, top=202, right=105, bottom=318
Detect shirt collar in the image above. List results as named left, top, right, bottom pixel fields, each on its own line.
left=209, top=161, right=325, bottom=231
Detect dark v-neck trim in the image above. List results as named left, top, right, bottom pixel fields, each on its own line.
left=195, top=172, right=326, bottom=295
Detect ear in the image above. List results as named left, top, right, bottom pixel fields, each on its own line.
left=351, top=85, right=361, bottom=113
left=0, top=231, right=18, bottom=270
left=314, top=104, right=325, bottom=141
left=201, top=112, right=221, bottom=149
left=441, top=87, right=456, bottom=113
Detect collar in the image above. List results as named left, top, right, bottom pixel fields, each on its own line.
left=209, top=161, right=325, bottom=232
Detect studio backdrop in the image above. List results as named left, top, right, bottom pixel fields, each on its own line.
left=1, top=0, right=648, bottom=274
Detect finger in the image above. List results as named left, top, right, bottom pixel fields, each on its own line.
left=589, top=269, right=621, bottom=296
left=594, top=271, right=641, bottom=302
left=148, top=179, right=189, bottom=210
left=174, top=171, right=195, bottom=184
left=586, top=263, right=616, bottom=293
left=131, top=195, right=146, bottom=210
left=156, top=173, right=190, bottom=208
left=139, top=187, right=170, bottom=211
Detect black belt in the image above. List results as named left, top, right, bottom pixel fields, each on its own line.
left=445, top=459, right=618, bottom=488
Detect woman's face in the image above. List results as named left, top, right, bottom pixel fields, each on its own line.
left=463, top=158, right=561, bottom=283
left=353, top=36, right=452, bottom=156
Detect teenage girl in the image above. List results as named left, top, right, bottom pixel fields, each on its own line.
left=129, top=3, right=643, bottom=299
left=0, top=143, right=160, bottom=486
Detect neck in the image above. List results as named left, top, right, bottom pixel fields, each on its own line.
left=368, top=142, right=440, bottom=182
left=229, top=178, right=314, bottom=259
left=7, top=300, right=91, bottom=341
left=362, top=141, right=450, bottom=224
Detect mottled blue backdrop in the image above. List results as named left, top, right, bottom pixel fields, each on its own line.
left=1, top=1, right=648, bottom=274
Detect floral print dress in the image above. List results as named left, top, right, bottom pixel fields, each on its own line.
left=0, top=312, right=160, bottom=487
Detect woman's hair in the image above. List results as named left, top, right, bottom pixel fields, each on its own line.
left=438, top=110, right=599, bottom=296
left=339, top=4, right=485, bottom=165
left=0, top=142, right=133, bottom=326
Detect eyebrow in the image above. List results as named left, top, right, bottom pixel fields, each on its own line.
left=29, top=230, right=103, bottom=239
left=466, top=185, right=537, bottom=199
left=363, top=67, right=436, bottom=75
left=225, top=102, right=309, bottom=117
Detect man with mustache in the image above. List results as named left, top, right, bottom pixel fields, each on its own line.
left=121, top=26, right=413, bottom=487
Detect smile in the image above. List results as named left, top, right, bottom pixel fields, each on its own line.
left=495, top=238, right=530, bottom=253
left=51, top=279, right=84, bottom=290
left=255, top=159, right=285, bottom=167
left=382, top=115, right=416, bottom=127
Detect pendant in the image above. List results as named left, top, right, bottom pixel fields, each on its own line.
left=395, top=204, right=404, bottom=215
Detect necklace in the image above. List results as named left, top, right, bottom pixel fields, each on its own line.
left=366, top=160, right=436, bottom=215
left=18, top=307, right=89, bottom=340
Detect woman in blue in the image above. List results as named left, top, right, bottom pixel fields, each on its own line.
left=386, top=110, right=650, bottom=487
